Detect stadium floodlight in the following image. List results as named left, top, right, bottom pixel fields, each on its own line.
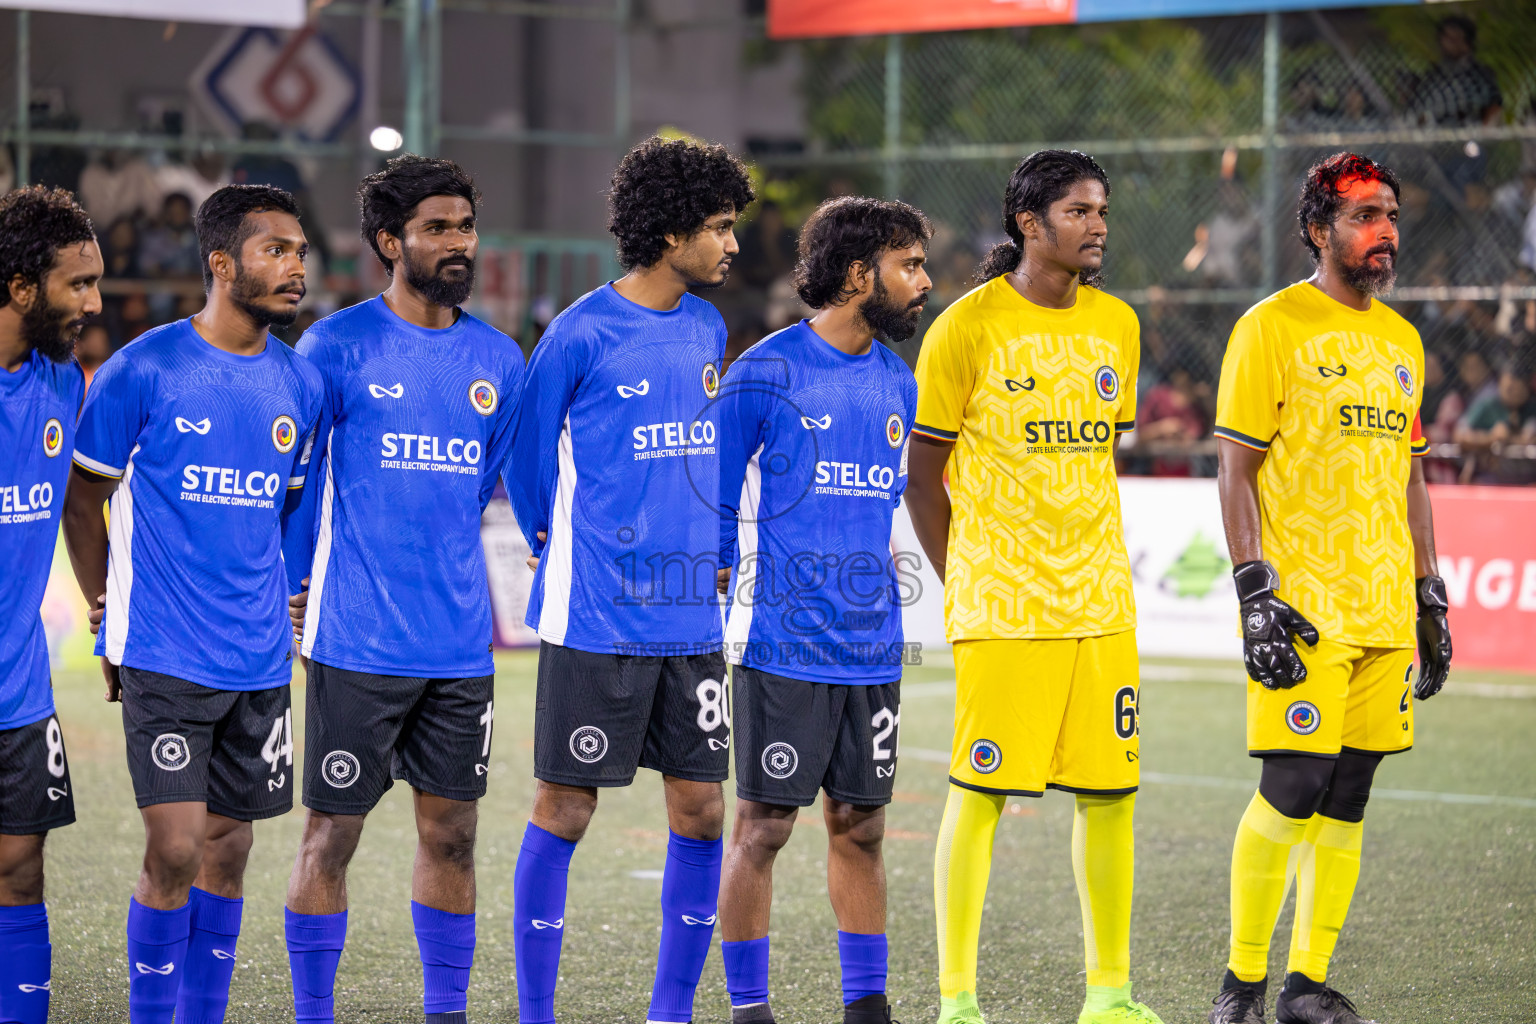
left=370, top=126, right=404, bottom=152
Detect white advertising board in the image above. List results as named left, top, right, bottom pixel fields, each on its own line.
left=0, top=0, right=305, bottom=28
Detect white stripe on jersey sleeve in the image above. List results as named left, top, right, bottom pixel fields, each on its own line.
left=72, top=449, right=124, bottom=479
left=723, top=444, right=764, bottom=664
left=536, top=414, right=577, bottom=647
left=103, top=445, right=140, bottom=664
left=300, top=428, right=337, bottom=660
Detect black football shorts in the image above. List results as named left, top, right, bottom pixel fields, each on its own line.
left=119, top=666, right=293, bottom=821
left=732, top=666, right=901, bottom=808
left=0, top=712, right=76, bottom=834
left=533, top=641, right=729, bottom=787
left=301, top=660, right=495, bottom=815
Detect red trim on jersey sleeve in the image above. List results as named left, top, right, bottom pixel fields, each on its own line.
left=1410, top=412, right=1430, bottom=456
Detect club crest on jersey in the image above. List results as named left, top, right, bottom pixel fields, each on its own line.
left=885, top=413, right=905, bottom=448
left=469, top=379, right=498, bottom=416
left=271, top=415, right=298, bottom=454
left=1286, top=701, right=1320, bottom=735
left=569, top=725, right=608, bottom=763
left=42, top=417, right=63, bottom=457
left=969, top=738, right=1001, bottom=774
left=762, top=742, right=798, bottom=779
left=702, top=362, right=720, bottom=399
left=151, top=733, right=191, bottom=772
left=321, top=750, right=361, bottom=788
left=1394, top=364, right=1414, bottom=397
left=1094, top=365, right=1119, bottom=402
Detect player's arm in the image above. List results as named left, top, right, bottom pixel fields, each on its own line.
left=1213, top=315, right=1317, bottom=689
left=714, top=366, right=769, bottom=594
left=906, top=314, right=971, bottom=584
left=480, top=342, right=529, bottom=512
left=504, top=330, right=579, bottom=566
left=63, top=465, right=120, bottom=700
left=1407, top=421, right=1451, bottom=699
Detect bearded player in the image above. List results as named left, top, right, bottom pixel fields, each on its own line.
left=906, top=150, right=1162, bottom=1024
left=1206, top=153, right=1450, bottom=1024
left=716, top=196, right=928, bottom=1024
left=282, top=156, right=524, bottom=1024
left=0, top=186, right=101, bottom=1024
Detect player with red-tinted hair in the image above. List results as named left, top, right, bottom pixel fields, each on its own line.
left=1206, top=152, right=1451, bottom=1024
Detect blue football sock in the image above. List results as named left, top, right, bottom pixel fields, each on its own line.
left=647, top=831, right=723, bottom=1024
left=514, top=822, right=576, bottom=1024
left=412, top=900, right=475, bottom=1022
left=0, top=903, right=51, bottom=1024
left=837, top=931, right=888, bottom=1004
left=722, top=936, right=770, bottom=1007
left=126, top=897, right=192, bottom=1024
left=174, top=887, right=243, bottom=1024
left=285, top=907, right=347, bottom=1024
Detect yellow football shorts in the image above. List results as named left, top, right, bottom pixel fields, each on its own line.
left=1247, top=640, right=1415, bottom=757
left=949, top=631, right=1140, bottom=797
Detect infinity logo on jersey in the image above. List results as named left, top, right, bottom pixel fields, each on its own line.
left=175, top=417, right=211, bottom=434
left=702, top=362, right=720, bottom=399
left=617, top=379, right=650, bottom=399
left=1318, top=364, right=1348, bottom=378
left=681, top=914, right=717, bottom=926
left=1094, top=365, right=1120, bottom=402
left=762, top=741, right=799, bottom=779
left=1395, top=364, right=1415, bottom=396
left=469, top=379, right=499, bottom=416
left=1005, top=376, right=1036, bottom=392
left=151, top=733, right=191, bottom=772
left=569, top=726, right=609, bottom=763
left=271, top=415, right=298, bottom=454
left=321, top=750, right=362, bottom=788
left=42, top=417, right=64, bottom=456
left=801, top=414, right=832, bottom=429
left=885, top=413, right=904, bottom=448
left=969, top=738, right=1002, bottom=774
left=1286, top=701, right=1321, bottom=735
left=369, top=383, right=404, bottom=399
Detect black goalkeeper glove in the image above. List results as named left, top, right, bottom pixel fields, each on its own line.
left=1234, top=560, right=1320, bottom=689
left=1414, top=575, right=1452, bottom=700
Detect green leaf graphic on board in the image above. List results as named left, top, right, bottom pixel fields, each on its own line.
left=1162, top=530, right=1230, bottom=598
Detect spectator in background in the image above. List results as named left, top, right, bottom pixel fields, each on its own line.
left=1456, top=361, right=1536, bottom=482
left=1456, top=346, right=1499, bottom=411
left=76, top=322, right=112, bottom=392
left=1420, top=349, right=1465, bottom=445
left=101, top=216, right=141, bottom=280
left=1136, top=360, right=1213, bottom=477
left=78, top=150, right=162, bottom=227
left=138, top=192, right=200, bottom=279
left=733, top=199, right=798, bottom=292
left=1411, top=16, right=1502, bottom=127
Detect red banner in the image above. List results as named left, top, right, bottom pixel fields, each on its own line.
left=767, top=0, right=1077, bottom=39
left=1430, top=484, right=1536, bottom=673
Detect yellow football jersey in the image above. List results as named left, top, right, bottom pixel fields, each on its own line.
left=1214, top=281, right=1429, bottom=649
left=912, top=276, right=1140, bottom=641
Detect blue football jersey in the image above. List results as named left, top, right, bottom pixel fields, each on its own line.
left=718, top=321, right=918, bottom=684
left=504, top=284, right=728, bottom=655
left=73, top=320, right=324, bottom=690
left=282, top=296, right=525, bottom=676
left=0, top=350, right=83, bottom=730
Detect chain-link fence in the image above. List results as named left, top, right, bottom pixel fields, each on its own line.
left=752, top=7, right=1536, bottom=485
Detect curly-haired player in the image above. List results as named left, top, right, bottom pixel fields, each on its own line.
left=0, top=185, right=99, bottom=1024
left=503, top=135, right=754, bottom=1024
left=716, top=196, right=930, bottom=1024
left=1207, top=152, right=1448, bottom=1024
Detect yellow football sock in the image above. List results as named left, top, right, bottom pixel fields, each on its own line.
left=1287, top=815, right=1364, bottom=983
left=1072, top=793, right=1135, bottom=990
left=1227, top=792, right=1309, bottom=983
left=934, top=784, right=1003, bottom=1004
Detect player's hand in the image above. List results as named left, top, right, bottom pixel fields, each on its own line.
left=1234, top=560, right=1319, bottom=689
left=1414, top=575, right=1452, bottom=700
left=101, top=657, right=122, bottom=702
left=88, top=592, right=106, bottom=635
left=289, top=577, right=309, bottom=638
left=527, top=531, right=546, bottom=572
left=717, top=567, right=731, bottom=595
